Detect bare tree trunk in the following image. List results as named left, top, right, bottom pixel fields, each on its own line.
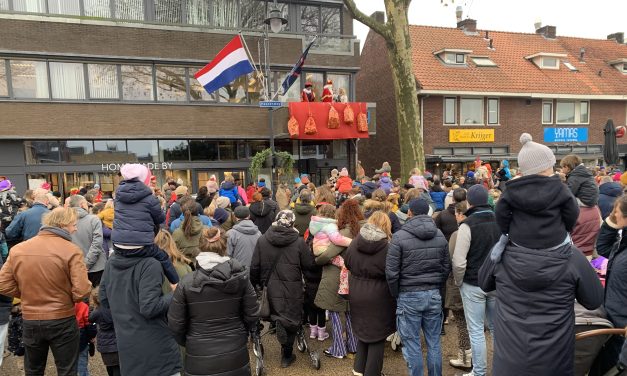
left=343, top=0, right=424, bottom=181
left=384, top=0, right=424, bottom=179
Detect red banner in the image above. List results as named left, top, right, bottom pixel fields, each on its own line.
left=288, top=102, right=370, bottom=140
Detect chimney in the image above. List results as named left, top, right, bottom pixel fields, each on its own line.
left=536, top=25, right=556, bottom=39
left=607, top=32, right=625, bottom=44
left=371, top=11, right=385, bottom=24
left=457, top=18, right=477, bottom=33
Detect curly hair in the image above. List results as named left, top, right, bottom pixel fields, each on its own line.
left=337, top=199, right=364, bottom=237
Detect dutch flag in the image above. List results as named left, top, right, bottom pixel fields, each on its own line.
left=194, top=35, right=254, bottom=95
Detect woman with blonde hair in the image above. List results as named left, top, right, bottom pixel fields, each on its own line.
left=345, top=212, right=396, bottom=376
left=315, top=185, right=336, bottom=207
left=155, top=229, right=192, bottom=293
left=364, top=189, right=401, bottom=233
left=168, top=226, right=258, bottom=376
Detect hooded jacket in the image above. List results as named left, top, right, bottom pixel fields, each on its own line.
left=89, top=306, right=117, bottom=354
left=309, top=215, right=352, bottom=256
left=336, top=176, right=354, bottom=194
left=169, top=213, right=213, bottom=233
left=249, top=199, right=278, bottom=234
left=168, top=256, right=258, bottom=376
left=386, top=215, right=451, bottom=297
left=377, top=176, right=393, bottom=195
left=5, top=202, right=49, bottom=242
left=596, top=219, right=627, bottom=328
left=226, top=220, right=261, bottom=270
left=219, top=181, right=241, bottom=204
left=314, top=225, right=355, bottom=313
left=71, top=207, right=106, bottom=273
left=429, top=189, right=447, bottom=211
left=250, top=225, right=314, bottom=329
left=112, top=179, right=165, bottom=246
left=496, top=174, right=579, bottom=249
left=345, top=224, right=396, bottom=342
left=293, top=203, right=316, bottom=236
left=567, top=164, right=599, bottom=207
left=100, top=254, right=180, bottom=376
left=172, top=216, right=205, bottom=262
left=599, top=182, right=622, bottom=219
left=479, top=242, right=604, bottom=376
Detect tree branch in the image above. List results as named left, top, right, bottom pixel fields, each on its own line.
left=342, top=0, right=391, bottom=41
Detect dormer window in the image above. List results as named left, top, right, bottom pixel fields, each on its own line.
left=434, top=49, right=472, bottom=66
left=608, top=59, right=627, bottom=74
left=525, top=52, right=567, bottom=70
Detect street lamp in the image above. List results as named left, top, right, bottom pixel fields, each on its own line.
left=262, top=0, right=288, bottom=193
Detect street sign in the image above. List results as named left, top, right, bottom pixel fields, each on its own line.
left=259, top=101, right=283, bottom=108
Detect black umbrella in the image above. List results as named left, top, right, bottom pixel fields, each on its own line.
left=603, top=119, right=618, bottom=165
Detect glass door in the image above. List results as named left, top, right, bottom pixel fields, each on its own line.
left=63, top=173, right=95, bottom=196
left=27, top=173, right=60, bottom=192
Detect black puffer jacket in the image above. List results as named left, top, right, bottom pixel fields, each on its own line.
left=168, top=257, right=258, bottom=376
left=89, top=307, right=117, bottom=354
left=596, top=220, right=627, bottom=328
left=112, top=179, right=165, bottom=245
left=496, top=174, right=579, bottom=249
left=386, top=215, right=451, bottom=297
left=599, top=182, right=622, bottom=219
left=479, top=242, right=604, bottom=376
left=345, top=224, right=396, bottom=343
left=567, top=164, right=599, bottom=206
left=249, top=199, right=278, bottom=234
left=250, top=225, right=313, bottom=330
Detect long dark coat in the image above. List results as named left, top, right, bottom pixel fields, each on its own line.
left=344, top=224, right=396, bottom=343
left=250, top=225, right=313, bottom=330
left=314, top=226, right=354, bottom=312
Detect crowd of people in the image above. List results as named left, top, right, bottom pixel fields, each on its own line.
left=0, top=131, right=625, bottom=376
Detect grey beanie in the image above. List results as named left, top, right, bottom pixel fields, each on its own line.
left=517, top=133, right=556, bottom=176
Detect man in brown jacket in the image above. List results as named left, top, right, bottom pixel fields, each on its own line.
left=0, top=207, right=92, bottom=376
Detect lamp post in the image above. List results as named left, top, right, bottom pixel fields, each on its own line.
left=263, top=0, right=287, bottom=193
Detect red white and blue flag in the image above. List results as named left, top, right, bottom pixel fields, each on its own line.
left=194, top=35, right=254, bottom=95
left=281, top=39, right=316, bottom=95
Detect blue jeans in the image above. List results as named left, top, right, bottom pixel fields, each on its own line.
left=78, top=346, right=89, bottom=376
left=396, top=289, right=443, bottom=376
left=460, top=283, right=495, bottom=376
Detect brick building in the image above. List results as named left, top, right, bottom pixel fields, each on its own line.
left=357, top=13, right=627, bottom=177
left=0, top=0, right=364, bottom=196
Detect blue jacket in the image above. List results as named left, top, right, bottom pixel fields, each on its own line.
left=5, top=203, right=49, bottom=241
left=89, top=306, right=117, bottom=354
left=598, top=182, right=622, bottom=219
left=386, top=215, right=451, bottom=297
left=169, top=214, right=213, bottom=233
left=111, top=179, right=165, bottom=246
left=219, top=181, right=241, bottom=204
left=429, top=191, right=447, bottom=211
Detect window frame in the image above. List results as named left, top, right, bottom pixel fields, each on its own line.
left=459, top=97, right=484, bottom=125
left=555, top=100, right=590, bottom=125
left=443, top=96, right=457, bottom=125
left=542, top=100, right=553, bottom=125
left=487, top=98, right=499, bottom=125
left=442, top=52, right=466, bottom=65
left=541, top=57, right=559, bottom=70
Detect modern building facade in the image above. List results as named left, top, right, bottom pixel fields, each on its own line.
left=0, top=0, right=364, bottom=196
left=357, top=13, right=627, bottom=177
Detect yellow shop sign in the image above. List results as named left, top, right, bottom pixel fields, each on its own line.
left=449, top=129, right=495, bottom=143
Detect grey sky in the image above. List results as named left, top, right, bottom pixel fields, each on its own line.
left=352, top=0, right=627, bottom=49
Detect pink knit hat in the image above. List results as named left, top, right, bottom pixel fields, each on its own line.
left=613, top=172, right=622, bottom=182
left=340, top=167, right=349, bottom=177
left=206, top=175, right=218, bottom=193
left=120, top=164, right=151, bottom=185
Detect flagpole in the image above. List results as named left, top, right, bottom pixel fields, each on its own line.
left=238, top=31, right=266, bottom=97
left=275, top=35, right=318, bottom=100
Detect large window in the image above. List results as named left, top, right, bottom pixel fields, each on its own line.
left=48, top=0, right=81, bottom=15
left=444, top=97, right=456, bottom=125
left=25, top=141, right=60, bottom=164
left=116, top=0, right=144, bottom=20
left=327, top=73, right=350, bottom=101
left=10, top=60, right=49, bottom=99
left=0, top=60, right=7, bottom=97
left=154, top=0, right=183, bottom=23
left=321, top=6, right=341, bottom=34
left=190, top=140, right=218, bottom=160
left=121, top=65, right=154, bottom=101
left=13, top=0, right=46, bottom=12
left=304, top=72, right=324, bottom=102
left=487, top=98, right=499, bottom=124
left=94, top=140, right=127, bottom=153
left=156, top=66, right=187, bottom=102
left=127, top=140, right=158, bottom=162
left=300, top=5, right=341, bottom=34
left=556, top=100, right=589, bottom=124
left=88, top=64, right=119, bottom=99
left=159, top=140, right=189, bottom=161
left=0, top=0, right=8, bottom=10
left=460, top=98, right=483, bottom=125
left=189, top=68, right=215, bottom=101
left=60, top=140, right=94, bottom=163
left=84, top=0, right=111, bottom=17
left=240, top=0, right=266, bottom=29
left=186, top=0, right=211, bottom=25
left=213, top=0, right=238, bottom=28
left=50, top=62, right=86, bottom=99
left=219, top=141, right=238, bottom=160
left=300, top=5, right=319, bottom=33
left=218, top=75, right=247, bottom=103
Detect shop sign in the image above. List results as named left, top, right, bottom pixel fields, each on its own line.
left=101, top=162, right=173, bottom=171
left=543, top=127, right=588, bottom=143
left=449, top=129, right=495, bottom=143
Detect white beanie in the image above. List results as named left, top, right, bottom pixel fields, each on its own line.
left=340, top=167, right=349, bottom=177
left=120, top=164, right=150, bottom=184
left=517, top=133, right=556, bottom=175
